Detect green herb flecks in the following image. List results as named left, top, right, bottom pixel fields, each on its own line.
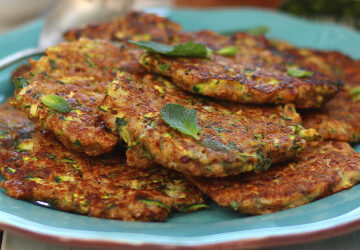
left=158, top=64, right=170, bottom=70
left=255, top=150, right=272, bottom=172
left=193, top=85, right=201, bottom=93
left=74, top=140, right=82, bottom=147
left=49, top=59, right=57, bottom=70
left=211, top=126, right=231, bottom=133
left=180, top=203, right=209, bottom=212
left=5, top=167, right=16, bottom=174
left=287, top=67, right=313, bottom=78
left=116, top=117, right=127, bottom=127
left=59, top=158, right=75, bottom=164
left=41, top=95, right=71, bottom=113
left=254, top=133, right=264, bottom=140
left=138, top=198, right=170, bottom=212
left=216, top=46, right=238, bottom=56
left=246, top=26, right=270, bottom=36
left=129, top=40, right=208, bottom=58
left=47, top=154, right=56, bottom=159
left=220, top=26, right=270, bottom=36
left=161, top=103, right=201, bottom=140
left=206, top=48, right=213, bottom=55
left=229, top=201, right=239, bottom=210
left=98, top=105, right=108, bottom=112
left=85, top=57, right=95, bottom=68
left=200, top=138, right=229, bottom=152
left=350, top=86, right=360, bottom=102
left=13, top=77, right=29, bottom=89
left=54, top=176, right=61, bottom=183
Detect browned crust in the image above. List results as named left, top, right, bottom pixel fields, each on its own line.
left=188, top=141, right=360, bottom=214
left=141, top=51, right=338, bottom=108
left=11, top=39, right=145, bottom=155
left=0, top=101, right=205, bottom=221
left=64, top=11, right=191, bottom=44
left=101, top=72, right=316, bottom=177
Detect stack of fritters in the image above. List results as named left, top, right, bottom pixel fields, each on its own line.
left=2, top=12, right=360, bottom=220
left=0, top=102, right=205, bottom=221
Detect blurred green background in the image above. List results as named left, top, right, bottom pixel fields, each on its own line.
left=281, top=0, right=360, bottom=30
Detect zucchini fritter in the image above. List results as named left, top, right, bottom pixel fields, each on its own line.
left=270, top=40, right=360, bottom=142
left=64, top=11, right=191, bottom=45
left=63, top=12, right=339, bottom=108
left=11, top=38, right=145, bottom=156
left=0, top=102, right=206, bottom=221
left=101, top=72, right=318, bottom=177
left=294, top=53, right=360, bottom=142
left=139, top=51, right=338, bottom=108
left=301, top=86, right=360, bottom=142
left=188, top=141, right=360, bottom=215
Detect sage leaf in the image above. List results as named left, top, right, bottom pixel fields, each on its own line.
left=129, top=40, right=208, bottom=58
left=161, top=103, right=201, bottom=140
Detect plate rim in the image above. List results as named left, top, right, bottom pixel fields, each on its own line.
left=1, top=208, right=360, bottom=249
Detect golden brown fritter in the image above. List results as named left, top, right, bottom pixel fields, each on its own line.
left=188, top=141, right=360, bottom=215
left=263, top=40, right=360, bottom=142
left=0, top=101, right=35, bottom=149
left=271, top=41, right=354, bottom=80
left=289, top=50, right=360, bottom=142
left=63, top=12, right=340, bottom=108
left=126, top=143, right=157, bottom=169
left=0, top=101, right=206, bottom=221
left=64, top=11, right=191, bottom=45
left=272, top=42, right=360, bottom=139
left=140, top=51, right=338, bottom=108
left=11, top=38, right=147, bottom=156
left=101, top=72, right=318, bottom=177
left=301, top=86, right=360, bottom=142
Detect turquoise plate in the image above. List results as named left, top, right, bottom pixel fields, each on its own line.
left=0, top=8, right=360, bottom=249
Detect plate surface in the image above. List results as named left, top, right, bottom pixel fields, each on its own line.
left=0, top=8, right=360, bottom=249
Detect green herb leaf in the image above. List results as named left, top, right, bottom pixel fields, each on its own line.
left=138, top=198, right=170, bottom=212
left=49, top=59, right=57, bottom=70
left=116, top=117, right=127, bottom=126
left=5, top=167, right=16, bottom=174
left=255, top=150, right=272, bottom=172
left=161, top=103, right=201, bottom=140
left=47, top=154, right=56, bottom=159
left=74, top=140, right=82, bottom=147
left=200, top=138, right=229, bottom=152
left=129, top=40, right=208, bottom=58
left=41, top=95, right=71, bottom=113
left=229, top=201, right=239, bottom=210
left=85, top=56, right=95, bottom=67
left=350, top=86, right=360, bottom=96
left=287, top=67, right=314, bottom=78
left=352, top=94, right=360, bottom=102
left=13, top=77, right=29, bottom=89
left=216, top=46, right=238, bottom=56
left=246, top=26, right=270, bottom=36
left=158, top=64, right=170, bottom=70
left=219, top=26, right=270, bottom=36
left=54, top=176, right=61, bottom=183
